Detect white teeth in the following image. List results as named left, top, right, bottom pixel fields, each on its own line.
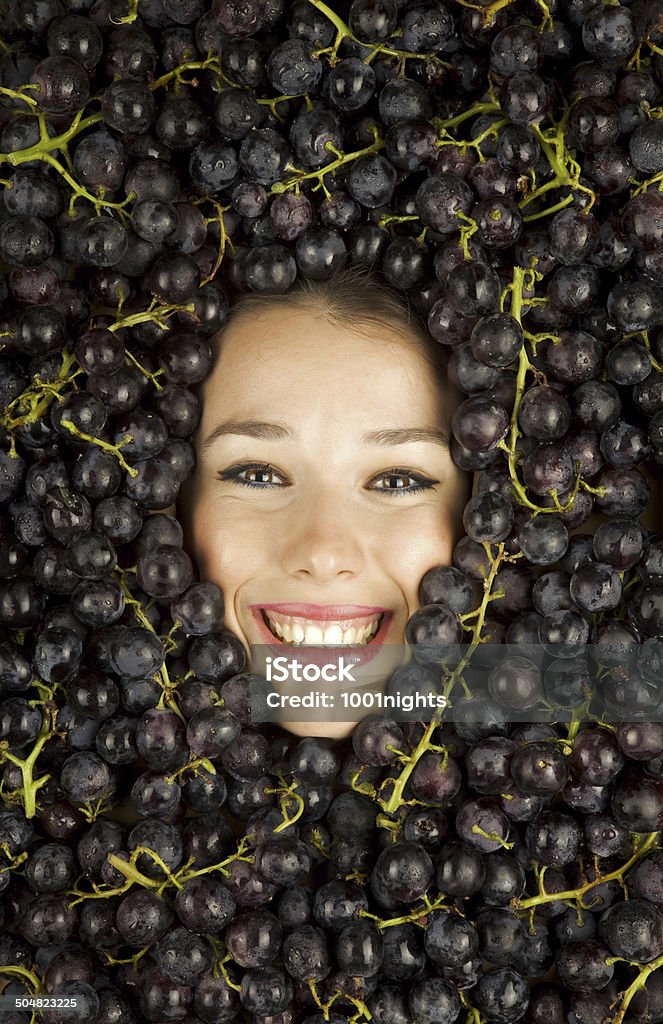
left=263, top=612, right=382, bottom=645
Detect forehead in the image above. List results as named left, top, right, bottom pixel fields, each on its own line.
left=201, top=303, right=439, bottom=399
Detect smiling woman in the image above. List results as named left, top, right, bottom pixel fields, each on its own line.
left=177, top=266, right=471, bottom=738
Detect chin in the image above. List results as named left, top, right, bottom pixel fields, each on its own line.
left=279, top=719, right=357, bottom=740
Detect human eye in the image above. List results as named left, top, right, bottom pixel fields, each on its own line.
left=216, top=462, right=288, bottom=490
left=370, top=468, right=439, bottom=496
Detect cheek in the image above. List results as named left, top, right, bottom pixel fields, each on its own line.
left=388, top=505, right=458, bottom=593
left=188, top=500, right=268, bottom=592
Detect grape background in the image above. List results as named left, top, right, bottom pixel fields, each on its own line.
left=3, top=1, right=663, bottom=1023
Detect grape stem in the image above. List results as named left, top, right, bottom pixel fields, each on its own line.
left=0, top=965, right=43, bottom=995
left=110, top=0, right=139, bottom=25
left=0, top=85, right=38, bottom=108
left=451, top=0, right=552, bottom=29
left=359, top=891, right=449, bottom=929
left=271, top=127, right=385, bottom=201
left=307, top=0, right=450, bottom=70
left=0, top=110, right=104, bottom=166
left=1, top=349, right=83, bottom=437
left=612, top=953, right=663, bottom=1024
left=526, top=117, right=597, bottom=213
left=346, top=995, right=372, bottom=1023
left=512, top=831, right=660, bottom=911
left=496, top=266, right=598, bottom=514
left=177, top=833, right=255, bottom=884
left=471, top=824, right=514, bottom=849
left=522, top=193, right=575, bottom=223
left=38, top=151, right=135, bottom=220
left=460, top=992, right=486, bottom=1024
left=108, top=300, right=196, bottom=333
left=265, top=773, right=305, bottom=832
left=207, top=939, right=241, bottom=990
left=165, top=753, right=217, bottom=783
left=308, top=978, right=342, bottom=1019
left=0, top=704, right=56, bottom=819
left=119, top=844, right=186, bottom=889
left=59, top=420, right=140, bottom=477
left=193, top=197, right=236, bottom=286
left=148, top=54, right=223, bottom=94
left=79, top=795, right=117, bottom=823
left=103, top=945, right=150, bottom=974
left=378, top=542, right=509, bottom=818
left=124, top=349, right=165, bottom=391
left=432, top=101, right=501, bottom=134
left=114, top=571, right=187, bottom=723
left=633, top=330, right=663, bottom=373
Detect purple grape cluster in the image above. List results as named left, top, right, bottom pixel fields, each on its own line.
left=3, top=0, right=663, bottom=1022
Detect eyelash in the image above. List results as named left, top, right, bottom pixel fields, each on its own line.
left=216, top=462, right=438, bottom=496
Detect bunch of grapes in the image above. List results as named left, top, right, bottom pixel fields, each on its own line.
left=3, top=0, right=663, bottom=1022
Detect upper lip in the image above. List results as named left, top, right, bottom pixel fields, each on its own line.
left=251, top=603, right=388, bottom=620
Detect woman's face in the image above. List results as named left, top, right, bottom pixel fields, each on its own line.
left=180, top=303, right=470, bottom=737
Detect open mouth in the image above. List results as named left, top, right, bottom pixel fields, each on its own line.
left=259, top=609, right=386, bottom=646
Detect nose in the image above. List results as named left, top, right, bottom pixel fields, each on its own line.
left=281, top=487, right=366, bottom=582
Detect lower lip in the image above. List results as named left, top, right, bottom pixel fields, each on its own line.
left=251, top=610, right=392, bottom=669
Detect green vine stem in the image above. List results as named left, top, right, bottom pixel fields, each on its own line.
left=460, top=992, right=486, bottom=1024
left=148, top=54, right=223, bottom=94
left=39, top=151, right=136, bottom=220
left=110, top=0, right=139, bottom=24
left=265, top=774, right=305, bottom=832
left=633, top=329, right=663, bottom=373
left=432, top=100, right=501, bottom=136
left=0, top=704, right=56, bottom=818
left=79, top=795, right=117, bottom=823
left=308, top=978, right=342, bottom=1020
left=114, top=570, right=187, bottom=724
left=0, top=109, right=103, bottom=166
left=359, top=891, right=450, bottom=929
left=271, top=127, right=385, bottom=201
left=207, top=939, right=242, bottom=990
left=165, top=754, right=217, bottom=784
left=194, top=197, right=236, bottom=286
left=0, top=349, right=83, bottom=437
left=59, top=420, right=139, bottom=477
left=497, top=267, right=543, bottom=513
left=495, top=266, right=606, bottom=514
left=68, top=833, right=255, bottom=910
left=0, top=847, right=28, bottom=877
left=513, top=832, right=660, bottom=912
left=107, top=845, right=185, bottom=890
left=103, top=944, right=150, bottom=974
left=378, top=541, right=510, bottom=817
left=612, top=955, right=663, bottom=1024
left=107, top=299, right=196, bottom=333
left=124, top=348, right=165, bottom=390
left=0, top=964, right=43, bottom=995
left=0, top=108, right=111, bottom=221
left=528, top=116, right=597, bottom=210
left=174, top=833, right=255, bottom=884
left=522, top=193, right=575, bottom=223
left=450, top=0, right=553, bottom=29
left=307, top=0, right=451, bottom=72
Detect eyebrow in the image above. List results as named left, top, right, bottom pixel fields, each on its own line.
left=201, top=419, right=450, bottom=452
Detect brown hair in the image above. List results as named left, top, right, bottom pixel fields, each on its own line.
left=209, top=263, right=453, bottom=399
